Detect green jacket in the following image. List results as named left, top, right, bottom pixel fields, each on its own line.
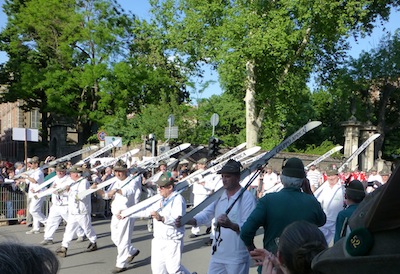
left=240, top=187, right=326, bottom=254
left=334, top=204, right=358, bottom=243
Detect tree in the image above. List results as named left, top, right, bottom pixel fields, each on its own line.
left=325, top=30, right=400, bottom=159
left=149, top=0, right=398, bottom=147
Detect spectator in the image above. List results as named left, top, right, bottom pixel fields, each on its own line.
left=307, top=164, right=322, bottom=192
left=0, top=242, right=59, bottom=274
left=251, top=221, right=327, bottom=274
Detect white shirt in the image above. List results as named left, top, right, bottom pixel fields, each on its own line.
left=28, top=168, right=44, bottom=198
left=315, top=181, right=344, bottom=221
left=105, top=175, right=138, bottom=215
left=262, top=172, right=279, bottom=193
left=51, top=175, right=69, bottom=206
left=68, top=177, right=91, bottom=215
left=194, top=188, right=256, bottom=264
left=130, top=191, right=186, bottom=240
left=307, top=169, right=322, bottom=189
left=368, top=174, right=383, bottom=184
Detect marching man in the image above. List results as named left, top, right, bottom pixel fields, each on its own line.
left=121, top=172, right=193, bottom=274
left=41, top=163, right=85, bottom=245
left=56, top=166, right=98, bottom=257
left=17, top=156, right=47, bottom=234
left=95, top=160, right=140, bottom=274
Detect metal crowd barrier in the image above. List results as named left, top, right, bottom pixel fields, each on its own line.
left=0, top=185, right=51, bottom=226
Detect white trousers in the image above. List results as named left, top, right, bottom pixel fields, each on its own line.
left=29, top=197, right=46, bottom=231
left=151, top=238, right=190, bottom=274
left=62, top=213, right=97, bottom=248
left=207, top=259, right=250, bottom=274
left=319, top=219, right=336, bottom=246
left=191, top=194, right=209, bottom=235
left=44, top=205, right=84, bottom=240
left=111, top=215, right=137, bottom=268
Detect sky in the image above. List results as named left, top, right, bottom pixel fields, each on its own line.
left=0, top=0, right=399, bottom=98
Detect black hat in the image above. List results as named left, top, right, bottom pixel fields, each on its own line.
left=217, top=159, right=242, bottom=174
left=345, top=180, right=366, bottom=200
left=156, top=172, right=176, bottom=187
left=312, top=166, right=400, bottom=274
left=113, top=160, right=127, bottom=172
left=282, top=157, right=305, bottom=179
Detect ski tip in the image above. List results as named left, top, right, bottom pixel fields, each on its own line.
left=180, top=143, right=191, bottom=150
left=129, top=148, right=140, bottom=155
left=307, top=121, right=322, bottom=129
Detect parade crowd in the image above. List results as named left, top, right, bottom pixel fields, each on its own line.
left=0, top=149, right=397, bottom=274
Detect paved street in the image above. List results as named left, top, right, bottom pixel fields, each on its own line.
left=0, top=217, right=263, bottom=274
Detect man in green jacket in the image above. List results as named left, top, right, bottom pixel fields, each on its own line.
left=240, top=157, right=326, bottom=266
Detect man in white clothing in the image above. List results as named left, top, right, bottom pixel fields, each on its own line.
left=307, top=164, right=322, bottom=192
left=314, top=166, right=345, bottom=245
left=258, top=165, right=279, bottom=198
left=56, top=166, right=97, bottom=257
left=125, top=172, right=192, bottom=274
left=41, top=163, right=85, bottom=245
left=96, top=160, right=140, bottom=273
left=18, top=156, right=47, bottom=234
left=190, top=158, right=212, bottom=238
left=179, top=159, right=257, bottom=274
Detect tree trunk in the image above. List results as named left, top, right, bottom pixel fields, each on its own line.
left=245, top=60, right=263, bottom=148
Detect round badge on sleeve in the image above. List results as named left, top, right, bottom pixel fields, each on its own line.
left=345, top=227, right=374, bottom=256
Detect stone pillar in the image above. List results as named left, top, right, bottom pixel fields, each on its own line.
left=360, top=123, right=378, bottom=172
left=341, top=117, right=362, bottom=171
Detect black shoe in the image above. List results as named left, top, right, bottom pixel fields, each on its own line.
left=86, top=242, right=98, bottom=252
left=205, top=239, right=213, bottom=246
left=189, top=234, right=198, bottom=238
left=206, top=226, right=212, bottom=234
left=127, top=249, right=140, bottom=263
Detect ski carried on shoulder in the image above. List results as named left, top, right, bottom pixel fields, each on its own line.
left=13, top=145, right=98, bottom=180
left=179, top=121, right=322, bottom=225
left=76, top=139, right=122, bottom=165
left=141, top=143, right=191, bottom=169
left=338, top=133, right=380, bottom=173
left=93, top=148, right=140, bottom=171
left=305, top=145, right=343, bottom=169
left=167, top=145, right=204, bottom=169
left=78, top=144, right=190, bottom=200
left=145, top=145, right=204, bottom=185
left=120, top=146, right=261, bottom=218
left=208, top=142, right=247, bottom=167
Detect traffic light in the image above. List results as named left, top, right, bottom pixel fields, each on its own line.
left=145, top=134, right=157, bottom=156
left=145, top=139, right=152, bottom=152
left=208, top=137, right=223, bottom=157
